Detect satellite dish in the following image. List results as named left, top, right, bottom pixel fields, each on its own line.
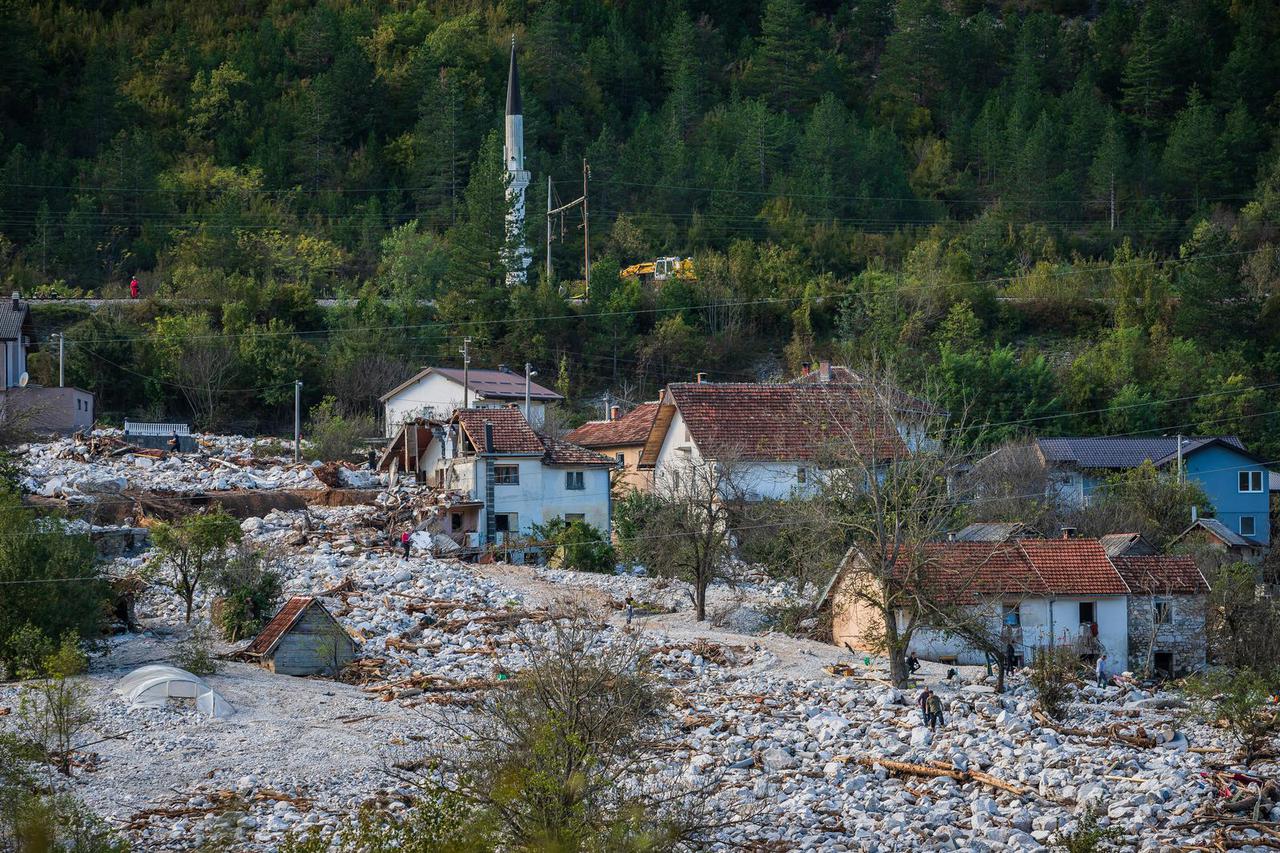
left=18, top=372, right=28, bottom=387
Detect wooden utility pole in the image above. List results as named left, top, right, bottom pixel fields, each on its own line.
left=546, top=175, right=552, bottom=284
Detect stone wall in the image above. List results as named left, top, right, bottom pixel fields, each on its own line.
left=1127, top=593, right=1207, bottom=677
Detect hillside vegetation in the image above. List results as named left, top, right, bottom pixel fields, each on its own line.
left=1, top=0, right=1279, bottom=449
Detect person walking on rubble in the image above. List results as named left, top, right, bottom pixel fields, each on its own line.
left=926, top=691, right=944, bottom=731
left=908, top=652, right=921, bottom=675
left=1095, top=654, right=1108, bottom=689
left=624, top=596, right=635, bottom=629
left=167, top=430, right=180, bottom=455
left=401, top=529, right=411, bottom=559
left=917, top=686, right=932, bottom=723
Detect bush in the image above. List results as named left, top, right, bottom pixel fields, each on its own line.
left=1028, top=647, right=1081, bottom=721
left=1185, top=668, right=1280, bottom=765
left=212, top=547, right=282, bottom=641
left=612, top=490, right=662, bottom=566
left=533, top=518, right=615, bottom=573
left=306, top=396, right=377, bottom=462
left=174, top=622, right=217, bottom=676
left=1050, top=803, right=1123, bottom=852
left=148, top=506, right=242, bottom=624
left=279, top=795, right=492, bottom=853
left=17, top=634, right=93, bottom=776
left=0, top=495, right=104, bottom=680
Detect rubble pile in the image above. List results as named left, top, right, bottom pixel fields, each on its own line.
left=5, top=433, right=1280, bottom=851
left=18, top=430, right=388, bottom=498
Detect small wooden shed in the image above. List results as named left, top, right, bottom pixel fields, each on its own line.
left=244, top=596, right=356, bottom=676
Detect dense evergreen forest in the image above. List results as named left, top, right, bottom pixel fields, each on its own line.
left=1, top=0, right=1279, bottom=451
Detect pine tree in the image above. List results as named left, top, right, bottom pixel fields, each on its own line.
left=1088, top=113, right=1126, bottom=230
left=1161, top=87, right=1222, bottom=209
left=413, top=68, right=469, bottom=223
left=748, top=0, right=818, bottom=116
left=1120, top=5, right=1175, bottom=130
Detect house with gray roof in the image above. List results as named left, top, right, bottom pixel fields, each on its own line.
left=1030, top=436, right=1272, bottom=547
left=380, top=364, right=562, bottom=437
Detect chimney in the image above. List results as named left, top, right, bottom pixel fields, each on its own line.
left=10, top=292, right=18, bottom=311
left=610, top=405, right=620, bottom=421
left=498, top=363, right=510, bottom=374
left=818, top=360, right=831, bottom=383
left=801, top=362, right=811, bottom=376
left=946, top=531, right=956, bottom=542
left=695, top=372, right=708, bottom=383
left=1060, top=526, right=1076, bottom=540
left=483, top=420, right=494, bottom=453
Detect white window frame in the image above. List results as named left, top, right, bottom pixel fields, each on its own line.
left=1239, top=470, right=1263, bottom=493
left=494, top=465, right=520, bottom=486
left=565, top=471, right=585, bottom=491
left=1240, top=515, right=1256, bottom=537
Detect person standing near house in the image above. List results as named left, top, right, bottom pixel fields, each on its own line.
left=367, top=448, right=376, bottom=470
left=1096, top=654, right=1108, bottom=688
left=129, top=276, right=140, bottom=299
left=907, top=653, right=921, bottom=675
left=401, top=529, right=411, bottom=559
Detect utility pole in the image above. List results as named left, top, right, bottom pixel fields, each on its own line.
left=546, top=162, right=589, bottom=299
left=52, top=333, right=63, bottom=387
left=293, top=380, right=302, bottom=463
left=582, top=158, right=590, bottom=301
left=524, top=362, right=535, bottom=421
left=461, top=337, right=472, bottom=409
left=1176, top=433, right=1184, bottom=483
left=546, top=175, right=553, bottom=284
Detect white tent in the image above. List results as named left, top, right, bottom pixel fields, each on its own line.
left=114, top=664, right=234, bottom=718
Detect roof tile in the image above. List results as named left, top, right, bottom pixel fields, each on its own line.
left=1112, top=555, right=1209, bottom=594
left=565, top=402, right=659, bottom=448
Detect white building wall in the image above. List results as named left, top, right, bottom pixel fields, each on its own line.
left=384, top=373, right=547, bottom=436
left=652, top=409, right=815, bottom=501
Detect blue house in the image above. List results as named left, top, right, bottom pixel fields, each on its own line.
left=1034, top=436, right=1272, bottom=547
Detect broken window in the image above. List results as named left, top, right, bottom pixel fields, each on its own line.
left=494, top=465, right=519, bottom=485
left=565, top=513, right=585, bottom=522
left=1153, top=599, right=1172, bottom=624
left=1002, top=603, right=1021, bottom=627
left=451, top=512, right=462, bottom=531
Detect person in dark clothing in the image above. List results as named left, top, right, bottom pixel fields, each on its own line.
left=367, top=448, right=377, bottom=470
left=1006, top=642, right=1017, bottom=672
left=907, top=653, right=921, bottom=674
left=925, top=692, right=944, bottom=731
left=916, top=686, right=932, bottom=720
left=167, top=431, right=180, bottom=454
left=401, top=530, right=411, bottom=558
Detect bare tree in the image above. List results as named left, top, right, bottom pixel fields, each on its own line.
left=814, top=366, right=975, bottom=687
left=636, top=452, right=743, bottom=621
left=964, top=441, right=1065, bottom=535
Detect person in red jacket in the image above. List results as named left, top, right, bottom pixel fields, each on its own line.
left=129, top=276, right=139, bottom=299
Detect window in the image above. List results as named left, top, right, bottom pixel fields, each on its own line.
left=450, top=512, right=462, bottom=532
left=1078, top=602, right=1095, bottom=625
left=615, top=452, right=625, bottom=469
left=494, top=465, right=519, bottom=485
left=565, top=513, right=585, bottom=522
left=494, top=513, right=517, bottom=533
left=1241, top=516, right=1256, bottom=537
left=1002, top=603, right=1021, bottom=627
left=1240, top=470, right=1264, bottom=493
left=1153, top=599, right=1172, bottom=625
left=1153, top=651, right=1174, bottom=678
left=796, top=467, right=807, bottom=484
left=565, top=471, right=585, bottom=490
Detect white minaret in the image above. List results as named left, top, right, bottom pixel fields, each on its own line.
left=503, top=37, right=532, bottom=285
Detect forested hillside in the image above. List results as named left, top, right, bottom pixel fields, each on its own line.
left=1, top=0, right=1279, bottom=449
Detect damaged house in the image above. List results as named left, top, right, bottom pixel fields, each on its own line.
left=244, top=596, right=357, bottom=676
left=828, top=534, right=1211, bottom=677
left=381, top=407, right=614, bottom=548
left=380, top=365, right=561, bottom=436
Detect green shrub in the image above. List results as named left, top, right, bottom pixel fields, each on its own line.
left=533, top=518, right=615, bottom=573
left=174, top=622, right=217, bottom=676
left=306, top=396, right=377, bottom=462
left=1185, top=668, right=1280, bottom=764
left=1028, top=646, right=1081, bottom=721
left=212, top=547, right=282, bottom=642
left=1050, top=803, right=1123, bottom=852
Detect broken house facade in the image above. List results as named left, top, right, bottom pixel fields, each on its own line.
left=830, top=535, right=1210, bottom=677
left=381, top=407, right=613, bottom=547
left=0, top=293, right=95, bottom=433
left=379, top=365, right=561, bottom=436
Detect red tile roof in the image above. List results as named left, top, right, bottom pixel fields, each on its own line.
left=1019, top=539, right=1129, bottom=596
left=565, top=402, right=660, bottom=448
left=660, top=383, right=908, bottom=463
left=1112, top=555, right=1209, bottom=594
left=245, top=596, right=315, bottom=657
left=456, top=408, right=545, bottom=454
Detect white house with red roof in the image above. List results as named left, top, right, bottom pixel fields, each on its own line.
left=828, top=534, right=1210, bottom=676
left=637, top=379, right=912, bottom=502
left=379, top=364, right=562, bottom=437
left=404, top=407, right=614, bottom=548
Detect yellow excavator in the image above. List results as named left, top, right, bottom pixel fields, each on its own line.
left=619, top=256, right=696, bottom=284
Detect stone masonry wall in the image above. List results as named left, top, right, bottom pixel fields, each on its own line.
left=1127, top=593, right=1207, bottom=677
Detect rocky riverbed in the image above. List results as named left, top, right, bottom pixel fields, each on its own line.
left=3, top=435, right=1276, bottom=851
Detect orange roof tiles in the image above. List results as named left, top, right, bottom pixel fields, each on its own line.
left=245, top=596, right=313, bottom=657
left=1112, top=555, right=1209, bottom=595
left=455, top=408, right=545, bottom=454
left=565, top=402, right=660, bottom=448
left=1019, top=539, right=1130, bottom=596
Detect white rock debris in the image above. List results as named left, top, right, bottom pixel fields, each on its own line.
left=2, top=433, right=1274, bottom=852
